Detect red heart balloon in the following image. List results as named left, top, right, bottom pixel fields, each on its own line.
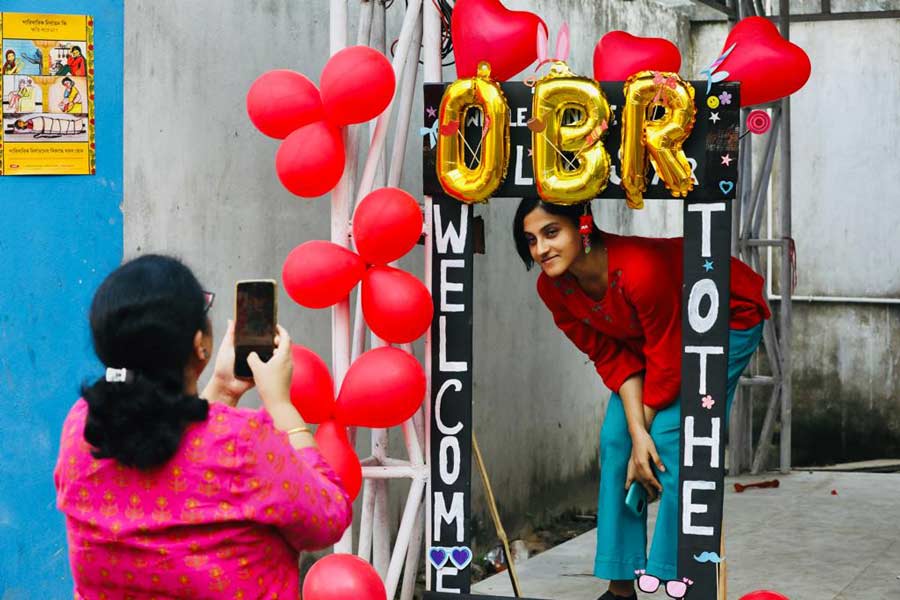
left=290, top=345, right=335, bottom=424
left=303, top=554, right=386, bottom=600
left=361, top=266, right=433, bottom=344
left=313, top=421, right=362, bottom=501
left=718, top=16, right=811, bottom=107
left=452, top=0, right=547, bottom=82
left=336, top=347, right=425, bottom=428
left=282, top=240, right=365, bottom=309
left=593, top=31, right=682, bottom=81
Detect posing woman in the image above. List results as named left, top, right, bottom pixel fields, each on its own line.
left=54, top=255, right=351, bottom=599
left=513, top=199, right=769, bottom=600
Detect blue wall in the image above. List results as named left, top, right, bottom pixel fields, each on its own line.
left=0, top=1, right=122, bottom=596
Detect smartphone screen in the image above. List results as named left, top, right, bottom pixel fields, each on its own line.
left=234, top=280, right=277, bottom=379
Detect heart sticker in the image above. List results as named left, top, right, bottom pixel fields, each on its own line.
left=429, top=547, right=450, bottom=569
left=449, top=546, right=473, bottom=569
left=719, top=180, right=735, bottom=195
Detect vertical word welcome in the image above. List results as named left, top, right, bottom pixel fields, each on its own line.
left=428, top=197, right=474, bottom=593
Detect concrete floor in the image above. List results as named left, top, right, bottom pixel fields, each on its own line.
left=473, top=471, right=900, bottom=600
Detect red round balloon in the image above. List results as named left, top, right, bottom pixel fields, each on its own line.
left=362, top=267, right=433, bottom=344
left=718, top=16, right=811, bottom=107
left=246, top=69, right=324, bottom=139
left=313, top=421, right=362, bottom=501
left=290, top=345, right=336, bottom=424
left=282, top=241, right=365, bottom=309
left=303, top=554, right=386, bottom=600
left=739, top=592, right=790, bottom=600
left=593, top=31, right=682, bottom=81
left=452, top=0, right=547, bottom=81
left=320, top=46, right=395, bottom=126
left=353, top=187, right=423, bottom=265
left=336, top=347, right=425, bottom=428
left=275, top=121, right=345, bottom=197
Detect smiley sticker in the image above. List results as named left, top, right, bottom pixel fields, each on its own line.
left=706, top=96, right=720, bottom=109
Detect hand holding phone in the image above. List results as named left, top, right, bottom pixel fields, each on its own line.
left=625, top=481, right=647, bottom=517
left=247, top=324, right=293, bottom=411
left=234, top=280, right=277, bottom=379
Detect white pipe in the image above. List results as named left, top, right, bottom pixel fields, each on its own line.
left=330, top=0, right=347, bottom=52
left=400, top=501, right=425, bottom=600
left=373, top=478, right=390, bottom=577
left=330, top=0, right=352, bottom=557
left=403, top=417, right=425, bottom=467
left=422, top=0, right=442, bottom=589
left=769, top=294, right=900, bottom=305
left=362, top=465, right=428, bottom=479
left=388, top=16, right=424, bottom=188
left=385, top=478, right=427, bottom=599
left=354, top=0, right=424, bottom=205
left=357, top=477, right=375, bottom=561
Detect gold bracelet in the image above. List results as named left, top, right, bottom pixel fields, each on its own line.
left=284, top=426, right=312, bottom=436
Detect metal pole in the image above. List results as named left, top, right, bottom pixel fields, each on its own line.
left=422, top=0, right=442, bottom=590
left=329, top=0, right=354, bottom=555
left=778, top=0, right=792, bottom=474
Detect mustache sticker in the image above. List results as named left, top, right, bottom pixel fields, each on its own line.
left=693, top=551, right=724, bottom=564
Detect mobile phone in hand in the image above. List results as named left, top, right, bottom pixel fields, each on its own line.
left=625, top=481, right=647, bottom=517
left=234, top=279, right=277, bottom=379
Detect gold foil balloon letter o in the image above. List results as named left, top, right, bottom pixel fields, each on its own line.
left=531, top=63, right=612, bottom=205
left=436, top=62, right=510, bottom=203
left=620, top=71, right=697, bottom=209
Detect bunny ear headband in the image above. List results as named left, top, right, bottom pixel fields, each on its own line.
left=536, top=22, right=570, bottom=71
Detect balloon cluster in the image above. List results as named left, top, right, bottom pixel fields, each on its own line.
left=438, top=1, right=811, bottom=209
left=246, top=46, right=396, bottom=198
left=279, top=186, right=428, bottom=502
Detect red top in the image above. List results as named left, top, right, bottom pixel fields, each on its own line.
left=537, top=233, right=770, bottom=410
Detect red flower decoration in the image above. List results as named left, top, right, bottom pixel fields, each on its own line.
left=88, top=44, right=94, bottom=51
left=89, top=118, right=95, bottom=125
left=90, top=143, right=96, bottom=149
left=89, top=69, right=94, bottom=75
left=87, top=19, right=93, bottom=26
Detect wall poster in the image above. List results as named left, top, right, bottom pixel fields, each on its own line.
left=1, top=12, right=94, bottom=175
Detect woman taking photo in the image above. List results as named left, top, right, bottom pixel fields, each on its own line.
left=513, top=199, right=769, bottom=600
left=54, top=255, right=351, bottom=598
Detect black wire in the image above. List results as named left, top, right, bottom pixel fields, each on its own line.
left=388, top=0, right=455, bottom=66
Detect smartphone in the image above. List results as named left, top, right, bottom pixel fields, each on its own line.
left=234, top=279, right=277, bottom=379
left=625, top=482, right=647, bottom=517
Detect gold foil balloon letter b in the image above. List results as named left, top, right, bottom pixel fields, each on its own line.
left=531, top=63, right=612, bottom=205
left=620, top=71, right=697, bottom=209
left=436, top=62, right=510, bottom=203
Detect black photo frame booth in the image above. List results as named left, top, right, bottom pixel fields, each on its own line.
left=424, top=80, right=740, bottom=599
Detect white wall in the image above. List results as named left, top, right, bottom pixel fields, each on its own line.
left=690, top=15, right=900, bottom=466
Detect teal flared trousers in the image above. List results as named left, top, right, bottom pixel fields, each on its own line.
left=593, top=324, right=763, bottom=581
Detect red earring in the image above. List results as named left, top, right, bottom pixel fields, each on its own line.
left=579, top=210, right=594, bottom=254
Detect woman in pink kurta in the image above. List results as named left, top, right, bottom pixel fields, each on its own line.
left=54, top=255, right=352, bottom=599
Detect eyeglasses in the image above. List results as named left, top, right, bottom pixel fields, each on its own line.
left=202, top=291, right=215, bottom=314
left=635, top=570, right=694, bottom=599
